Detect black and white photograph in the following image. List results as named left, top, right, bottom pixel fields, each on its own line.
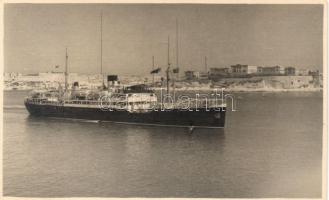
left=2, top=1, right=326, bottom=199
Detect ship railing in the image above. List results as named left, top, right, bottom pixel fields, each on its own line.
left=63, top=99, right=129, bottom=106
left=173, top=98, right=226, bottom=109
left=25, top=98, right=61, bottom=105
left=26, top=97, right=227, bottom=110
left=60, top=98, right=226, bottom=109
left=64, top=100, right=100, bottom=105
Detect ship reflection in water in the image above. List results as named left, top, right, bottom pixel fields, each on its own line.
left=4, top=90, right=322, bottom=198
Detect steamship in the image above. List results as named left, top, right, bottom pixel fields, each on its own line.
left=24, top=74, right=226, bottom=128
left=24, top=15, right=226, bottom=129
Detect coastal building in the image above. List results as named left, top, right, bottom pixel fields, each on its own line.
left=308, top=70, right=320, bottom=76
left=199, top=71, right=209, bottom=80
left=209, top=67, right=230, bottom=76
left=185, top=71, right=200, bottom=80
left=39, top=72, right=65, bottom=82
left=4, top=72, right=21, bottom=81
left=208, top=67, right=230, bottom=80
left=14, top=72, right=81, bottom=84
left=17, top=73, right=43, bottom=82
left=257, top=66, right=263, bottom=74
left=260, top=66, right=285, bottom=75
left=308, top=70, right=321, bottom=87
left=295, top=69, right=309, bottom=76
left=230, top=64, right=258, bottom=76
left=284, top=67, right=296, bottom=75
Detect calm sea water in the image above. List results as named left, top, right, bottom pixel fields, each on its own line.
left=3, top=90, right=323, bottom=198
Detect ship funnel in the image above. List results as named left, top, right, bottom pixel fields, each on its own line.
left=72, top=81, right=79, bottom=91
left=107, top=75, right=118, bottom=87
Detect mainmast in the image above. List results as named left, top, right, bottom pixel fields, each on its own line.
left=152, top=56, right=155, bottom=85
left=204, top=56, right=208, bottom=72
left=175, top=18, right=179, bottom=80
left=166, top=36, right=170, bottom=95
left=65, top=47, right=68, bottom=92
left=100, top=11, right=104, bottom=88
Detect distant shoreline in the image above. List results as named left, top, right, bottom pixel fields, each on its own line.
left=153, top=87, right=323, bottom=93
left=4, top=88, right=322, bottom=93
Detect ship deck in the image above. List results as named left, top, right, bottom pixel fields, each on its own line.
left=25, top=98, right=227, bottom=110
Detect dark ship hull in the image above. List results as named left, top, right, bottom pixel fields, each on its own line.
left=25, top=102, right=226, bottom=128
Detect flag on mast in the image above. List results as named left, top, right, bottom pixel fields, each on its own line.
left=150, top=68, right=161, bottom=74
left=172, top=68, right=179, bottom=73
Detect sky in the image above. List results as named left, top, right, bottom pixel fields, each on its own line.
left=4, top=4, right=323, bottom=75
